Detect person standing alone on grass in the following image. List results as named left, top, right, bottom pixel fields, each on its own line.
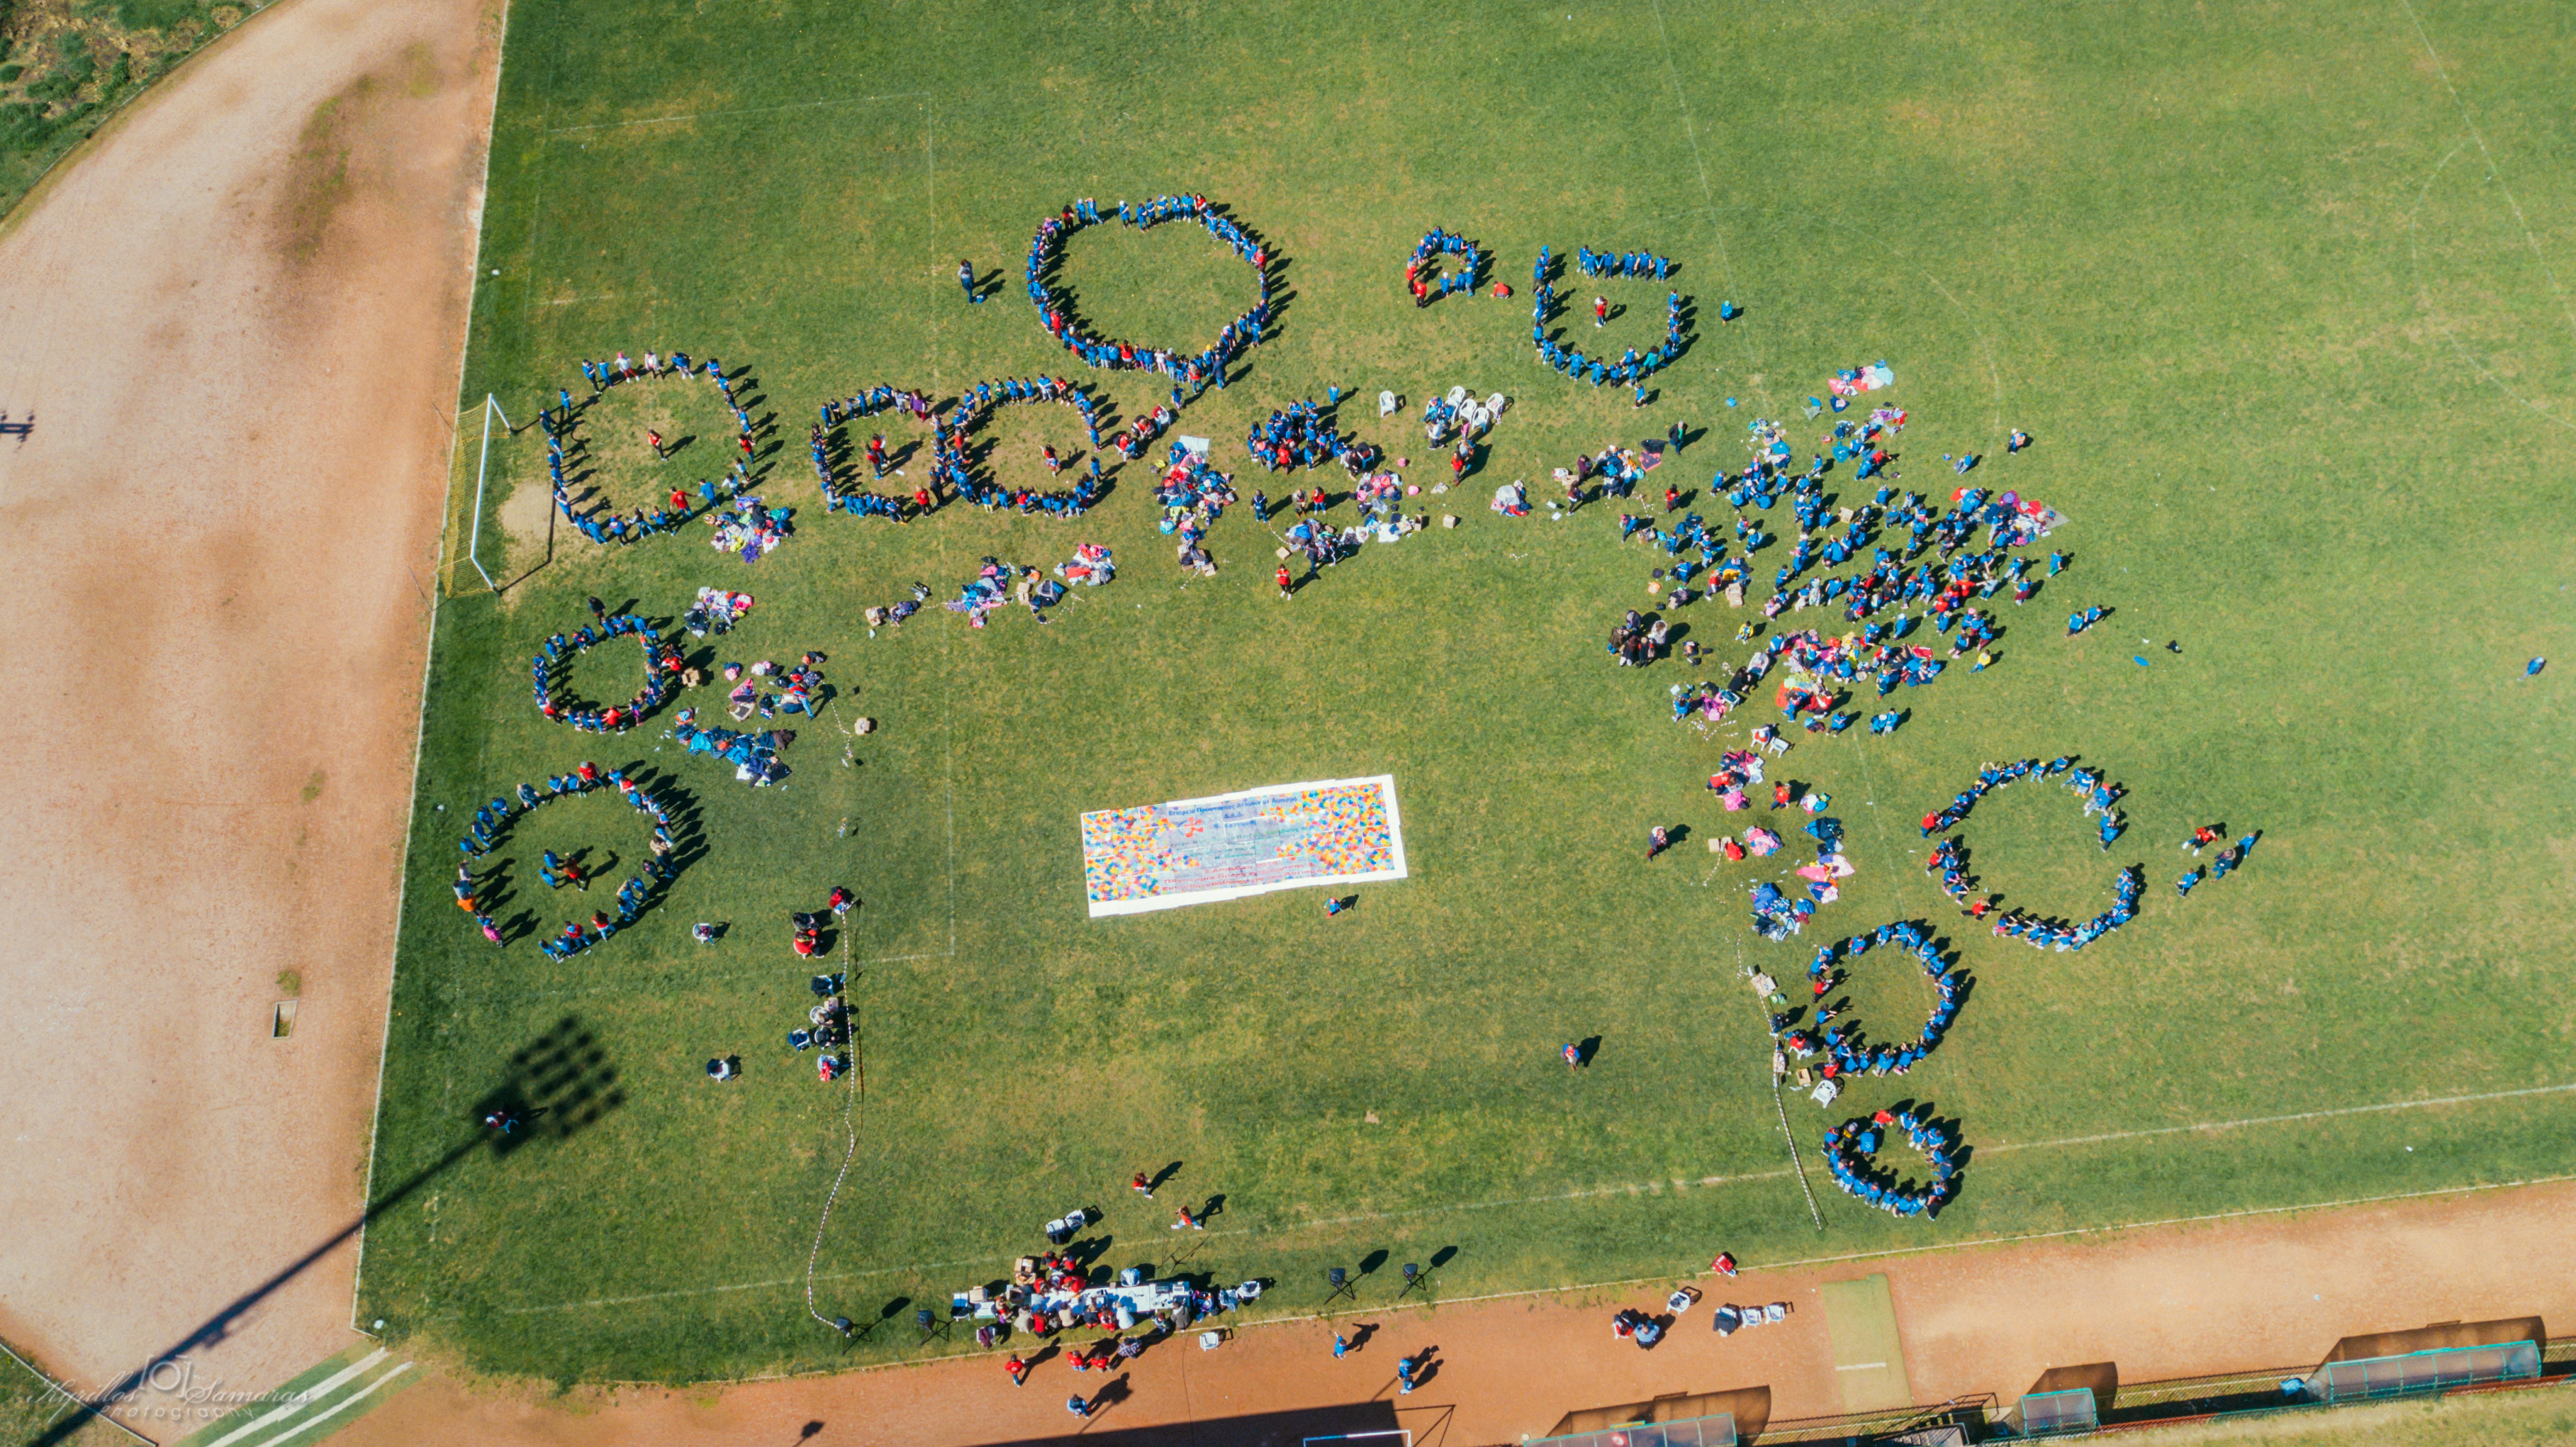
left=1647, top=825, right=1671, bottom=860
left=1562, top=1041, right=1583, bottom=1071
left=1594, top=295, right=1608, bottom=328
left=1131, top=1171, right=1155, bottom=1200
left=959, top=259, right=980, bottom=303
left=1277, top=562, right=1294, bottom=600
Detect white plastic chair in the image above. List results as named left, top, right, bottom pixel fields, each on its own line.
left=1378, top=390, right=1400, bottom=417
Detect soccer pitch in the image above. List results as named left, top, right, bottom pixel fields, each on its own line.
left=356, top=0, right=2576, bottom=1384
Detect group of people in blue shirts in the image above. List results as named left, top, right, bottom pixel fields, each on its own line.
left=1027, top=194, right=1269, bottom=393
left=531, top=612, right=680, bottom=734
left=451, top=761, right=683, bottom=958
left=1825, top=1107, right=1959, bottom=1217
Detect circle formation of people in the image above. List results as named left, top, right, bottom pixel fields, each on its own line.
left=812, top=383, right=934, bottom=521
left=1245, top=400, right=1377, bottom=474
left=544, top=348, right=760, bottom=547
left=929, top=378, right=1115, bottom=516
left=1404, top=226, right=1486, bottom=306
left=448, top=760, right=688, bottom=958
left=1776, top=921, right=1964, bottom=1083
left=1823, top=1107, right=1960, bottom=1218
left=1530, top=245, right=1692, bottom=392
left=1025, top=194, right=1271, bottom=390
left=532, top=612, right=684, bottom=733
left=1920, top=758, right=2144, bottom=952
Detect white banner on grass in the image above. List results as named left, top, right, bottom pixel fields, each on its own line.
left=1080, top=775, right=1409, bottom=917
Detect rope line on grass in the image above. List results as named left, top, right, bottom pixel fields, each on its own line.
left=1773, top=1079, right=1825, bottom=1230
left=802, top=936, right=865, bottom=1331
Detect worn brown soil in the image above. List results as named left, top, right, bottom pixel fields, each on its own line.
left=0, top=0, right=500, bottom=1421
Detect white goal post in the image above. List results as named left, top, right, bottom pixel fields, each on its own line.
left=464, top=393, right=516, bottom=592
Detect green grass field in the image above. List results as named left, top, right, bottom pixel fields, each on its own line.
left=354, top=0, right=2576, bottom=1385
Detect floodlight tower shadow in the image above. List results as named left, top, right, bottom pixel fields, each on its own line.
left=30, top=1016, right=627, bottom=1447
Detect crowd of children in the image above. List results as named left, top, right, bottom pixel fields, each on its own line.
left=1405, top=226, right=1484, bottom=306
left=545, top=350, right=761, bottom=547
left=1530, top=244, right=1693, bottom=396
left=1823, top=1107, right=1959, bottom=1218
left=1774, top=921, right=1965, bottom=1084
left=532, top=611, right=683, bottom=734
left=1992, top=866, right=2144, bottom=951
left=1574, top=246, right=1672, bottom=281
left=785, top=969, right=853, bottom=1083
left=1920, top=756, right=2100, bottom=835
left=1025, top=194, right=1270, bottom=391
left=1245, top=400, right=1378, bottom=475
left=449, top=760, right=685, bottom=956
left=926, top=379, right=1110, bottom=516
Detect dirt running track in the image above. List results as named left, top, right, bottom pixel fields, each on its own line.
left=0, top=0, right=500, bottom=1424
left=340, top=1180, right=2576, bottom=1446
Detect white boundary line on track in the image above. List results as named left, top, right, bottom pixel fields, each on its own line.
left=200, top=1348, right=388, bottom=1447
left=502, top=1078, right=2576, bottom=1316
left=242, top=1361, right=414, bottom=1447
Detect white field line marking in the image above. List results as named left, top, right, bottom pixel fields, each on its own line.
left=1976, top=1078, right=2576, bottom=1156
left=201, top=1348, right=388, bottom=1447
left=582, top=1170, right=2576, bottom=1390
left=2396, top=0, right=2576, bottom=345
left=1643, top=0, right=1732, bottom=294
left=499, top=1077, right=2576, bottom=1316
left=543, top=91, right=929, bottom=136
left=2406, top=145, right=2576, bottom=434
left=250, top=1361, right=413, bottom=1447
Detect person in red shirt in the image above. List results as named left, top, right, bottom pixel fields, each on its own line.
left=1005, top=1355, right=1029, bottom=1386
left=1593, top=295, right=1608, bottom=327
left=1276, top=564, right=1294, bottom=600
